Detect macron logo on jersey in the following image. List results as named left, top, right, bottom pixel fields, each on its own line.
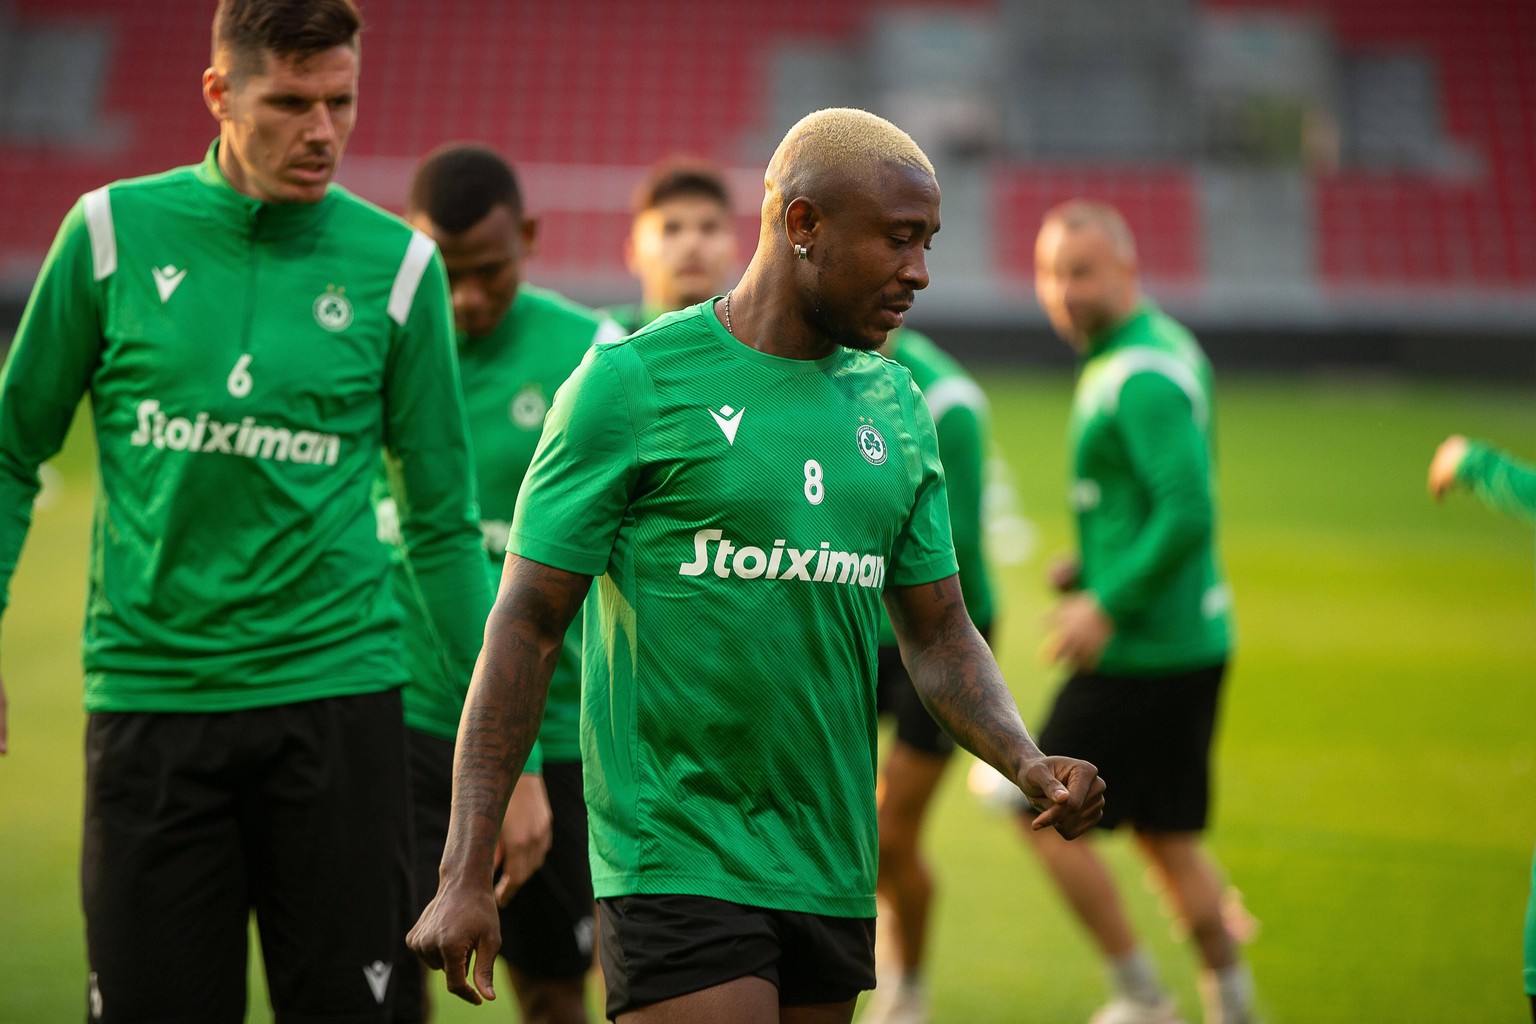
left=363, top=960, right=392, bottom=1004
left=130, top=398, right=341, bottom=466
left=678, top=528, right=886, bottom=589
left=152, top=264, right=187, bottom=303
left=709, top=405, right=744, bottom=445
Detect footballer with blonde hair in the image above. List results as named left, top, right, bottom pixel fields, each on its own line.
left=409, top=108, right=1106, bottom=1024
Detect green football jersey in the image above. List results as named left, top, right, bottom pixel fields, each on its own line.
left=876, top=328, right=995, bottom=647
left=0, top=142, right=490, bottom=713
left=509, top=301, right=958, bottom=917
left=390, top=284, right=623, bottom=754
left=1069, top=301, right=1232, bottom=674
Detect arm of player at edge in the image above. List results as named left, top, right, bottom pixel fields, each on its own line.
left=1430, top=434, right=1536, bottom=522
left=0, top=200, right=105, bottom=760
left=885, top=576, right=1106, bottom=838
left=407, top=553, right=591, bottom=1006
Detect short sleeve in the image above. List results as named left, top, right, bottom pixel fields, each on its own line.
left=888, top=380, right=959, bottom=587
left=509, top=346, right=643, bottom=576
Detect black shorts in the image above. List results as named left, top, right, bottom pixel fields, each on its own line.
left=1036, top=661, right=1227, bottom=833
left=82, top=690, right=410, bottom=1024
left=597, top=894, right=875, bottom=1018
left=395, top=728, right=455, bottom=1024
left=874, top=626, right=990, bottom=757
left=498, top=758, right=596, bottom=979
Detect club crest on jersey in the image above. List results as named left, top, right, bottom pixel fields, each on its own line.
left=510, top=384, right=549, bottom=429
left=856, top=420, right=887, bottom=465
left=313, top=285, right=353, bottom=332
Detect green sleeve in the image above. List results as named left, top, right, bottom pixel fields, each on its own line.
left=933, top=400, right=990, bottom=626
left=508, top=346, right=643, bottom=575
left=0, top=200, right=100, bottom=617
left=1456, top=441, right=1536, bottom=523
left=889, top=382, right=960, bottom=587
left=1091, top=371, right=1213, bottom=621
left=382, top=249, right=494, bottom=690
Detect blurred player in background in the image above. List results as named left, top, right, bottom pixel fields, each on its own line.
left=605, top=159, right=739, bottom=335
left=0, top=1, right=491, bottom=1020
left=861, top=328, right=998, bottom=1024
left=1428, top=434, right=1536, bottom=1023
left=409, top=107, right=1106, bottom=1024
left=1027, top=200, right=1255, bottom=1024
left=387, top=143, right=623, bottom=1024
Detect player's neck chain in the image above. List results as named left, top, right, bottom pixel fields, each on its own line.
left=723, top=290, right=734, bottom=338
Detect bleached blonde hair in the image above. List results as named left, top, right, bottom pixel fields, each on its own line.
left=763, top=107, right=935, bottom=220
left=1040, top=199, right=1138, bottom=263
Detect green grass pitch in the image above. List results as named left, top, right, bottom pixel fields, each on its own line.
left=1, top=372, right=1532, bottom=1022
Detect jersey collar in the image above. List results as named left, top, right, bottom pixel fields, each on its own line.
left=193, top=139, right=335, bottom=238
left=1085, top=300, right=1156, bottom=358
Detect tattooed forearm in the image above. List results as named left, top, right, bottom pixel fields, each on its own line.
left=888, top=577, right=1044, bottom=786
left=440, top=556, right=591, bottom=886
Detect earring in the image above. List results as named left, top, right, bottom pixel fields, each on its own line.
left=794, top=243, right=809, bottom=260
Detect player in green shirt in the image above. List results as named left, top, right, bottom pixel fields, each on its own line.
left=410, top=107, right=1105, bottom=1024
left=604, top=159, right=740, bottom=336
left=863, top=327, right=997, bottom=1024
left=1027, top=200, right=1254, bottom=1024
left=1429, top=435, right=1536, bottom=1021
left=0, top=3, right=491, bottom=1021
left=611, top=160, right=1000, bottom=1024
left=386, top=143, right=622, bottom=1024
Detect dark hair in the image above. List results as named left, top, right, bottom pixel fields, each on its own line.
left=632, top=159, right=732, bottom=215
left=407, top=143, right=525, bottom=234
left=212, top=0, right=363, bottom=77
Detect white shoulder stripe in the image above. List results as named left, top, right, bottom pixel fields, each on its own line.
left=82, top=187, right=116, bottom=281
left=923, top=377, right=988, bottom=423
left=387, top=230, right=437, bottom=326
left=591, top=318, right=626, bottom=347
left=1103, top=349, right=1207, bottom=427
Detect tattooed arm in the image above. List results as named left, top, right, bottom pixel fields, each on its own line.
left=884, top=574, right=1105, bottom=839
left=407, top=554, right=592, bottom=1006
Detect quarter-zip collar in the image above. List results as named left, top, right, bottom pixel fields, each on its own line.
left=192, top=139, right=335, bottom=238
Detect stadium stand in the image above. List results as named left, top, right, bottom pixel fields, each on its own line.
left=1211, top=0, right=1536, bottom=289
left=1, top=0, right=1531, bottom=324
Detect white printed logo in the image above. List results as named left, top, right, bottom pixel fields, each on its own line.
left=363, top=960, right=392, bottom=1004
left=131, top=398, right=341, bottom=466
left=313, top=286, right=353, bottom=332
left=152, top=264, right=187, bottom=303
left=511, top=385, right=549, bottom=430
left=88, top=972, right=103, bottom=1019
left=709, top=405, right=744, bottom=445
left=678, top=528, right=886, bottom=589
left=856, top=421, right=887, bottom=465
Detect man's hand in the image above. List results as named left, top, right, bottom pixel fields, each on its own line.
left=407, top=882, right=502, bottom=1006
left=1428, top=435, right=1469, bottom=501
left=1018, top=755, right=1106, bottom=839
left=1043, top=592, right=1114, bottom=672
left=493, top=772, right=552, bottom=907
left=1047, top=555, right=1081, bottom=594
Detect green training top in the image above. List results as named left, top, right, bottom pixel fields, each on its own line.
left=0, top=141, right=490, bottom=713
left=509, top=301, right=958, bottom=917
left=1069, top=301, right=1232, bottom=675
left=876, top=328, right=995, bottom=647
left=387, top=284, right=622, bottom=756
left=1455, top=442, right=1536, bottom=522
